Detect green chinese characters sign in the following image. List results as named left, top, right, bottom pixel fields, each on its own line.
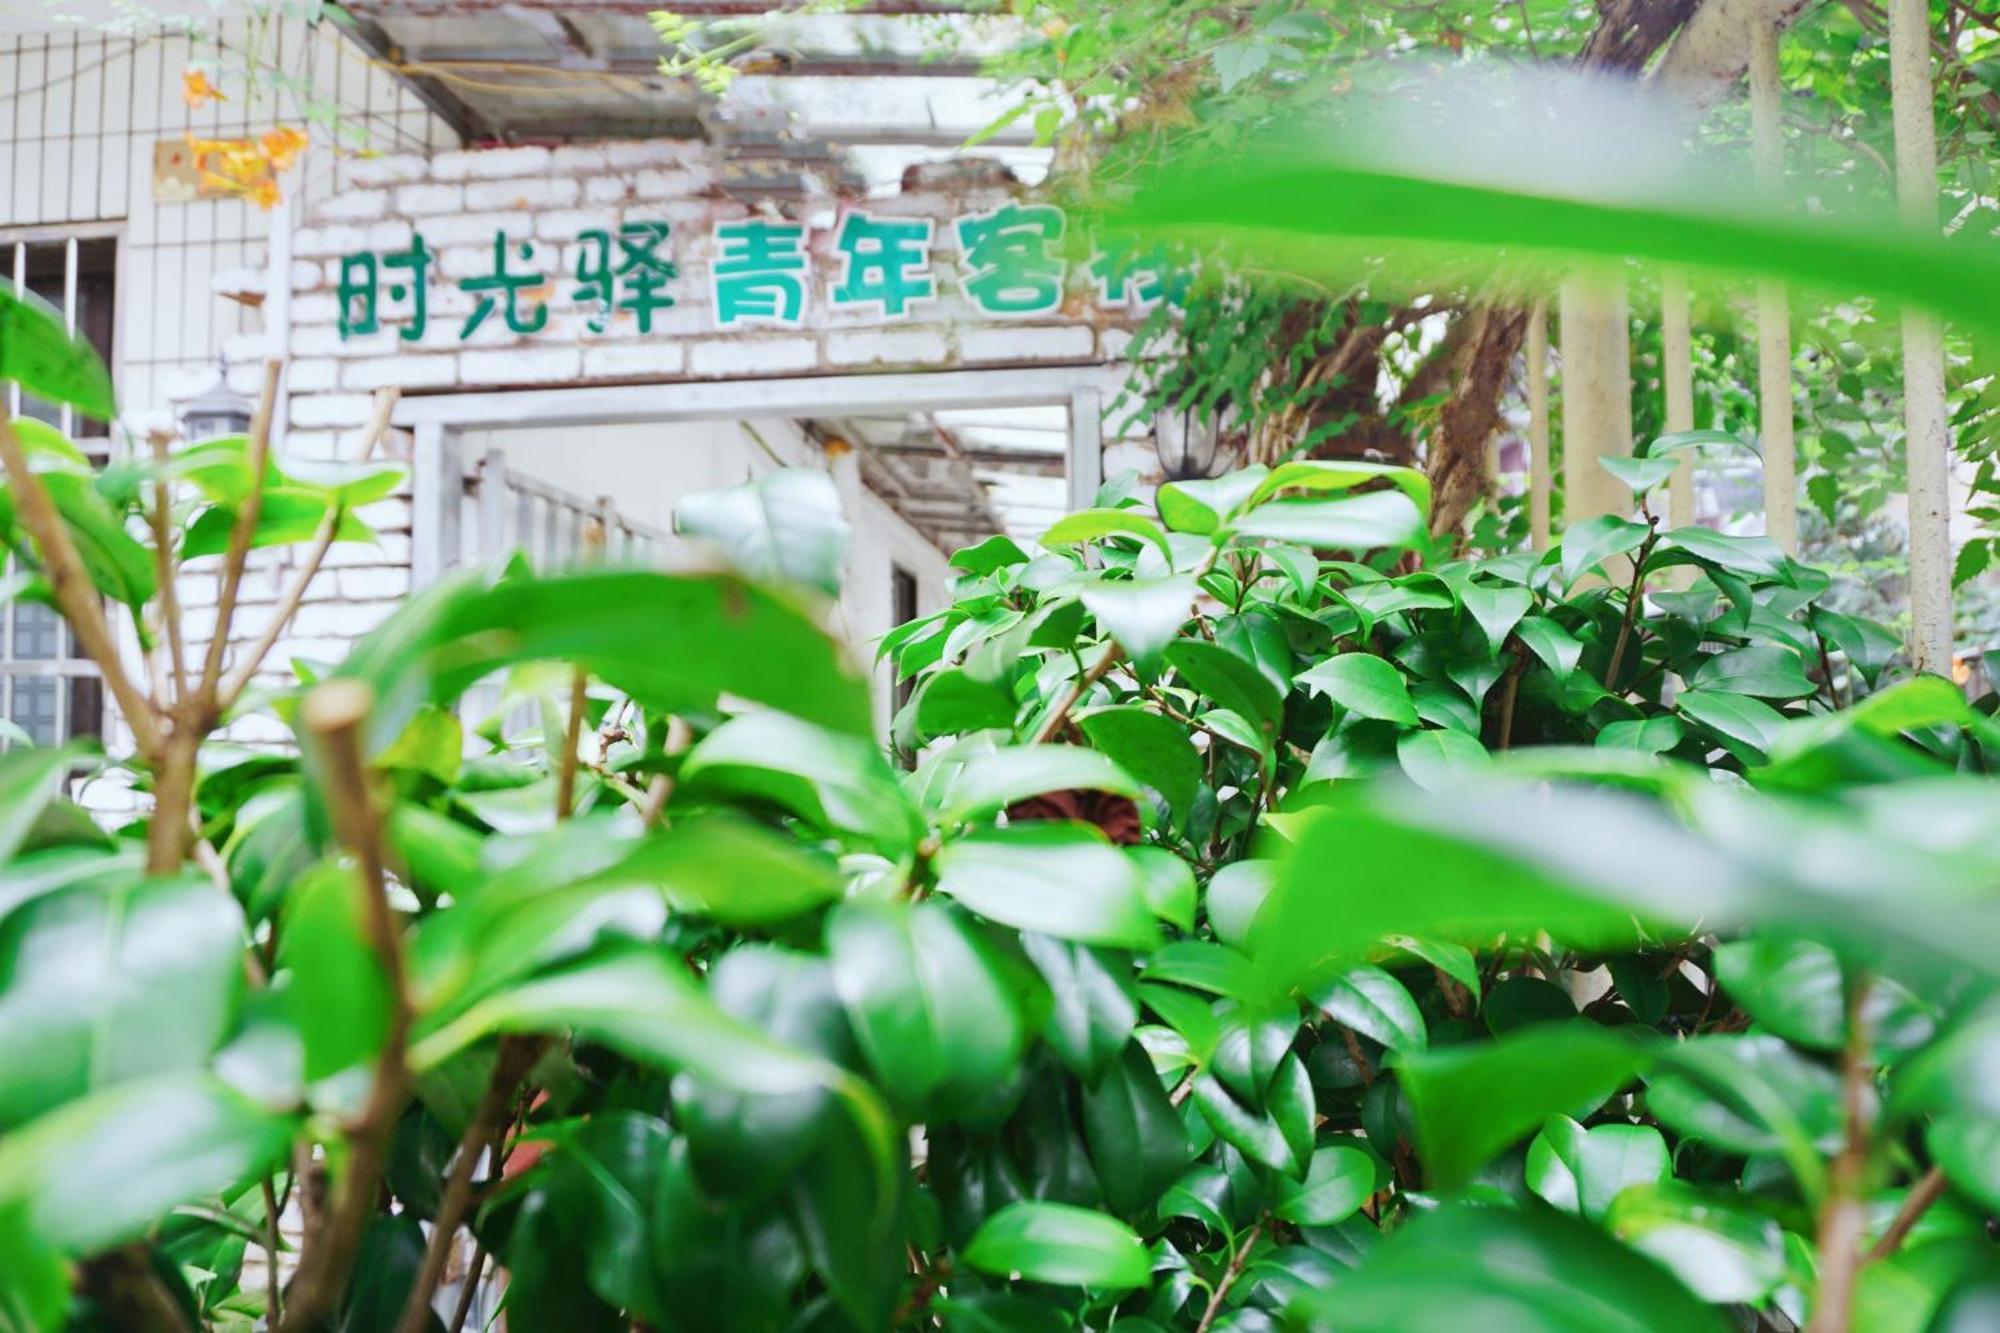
left=335, top=203, right=1185, bottom=342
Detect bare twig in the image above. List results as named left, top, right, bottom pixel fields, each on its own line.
left=1034, top=642, right=1120, bottom=744
left=278, top=680, right=415, bottom=1333
left=1863, top=1166, right=1948, bottom=1265
left=1194, top=1219, right=1264, bottom=1333
left=394, top=1037, right=543, bottom=1333
left=639, top=715, right=693, bottom=827
left=1493, top=640, right=1527, bottom=750
left=1604, top=523, right=1660, bottom=691
left=355, top=388, right=400, bottom=462
left=556, top=669, right=589, bottom=820
left=0, top=417, right=164, bottom=755
left=147, top=431, right=189, bottom=704
left=197, top=359, right=282, bottom=709
left=261, top=1174, right=284, bottom=1326
left=445, top=1245, right=488, bottom=1333
left=1806, top=975, right=1875, bottom=1333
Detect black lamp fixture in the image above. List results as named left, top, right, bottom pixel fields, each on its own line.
left=179, top=363, right=254, bottom=440
left=1153, top=396, right=1237, bottom=482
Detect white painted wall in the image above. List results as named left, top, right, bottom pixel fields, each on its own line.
left=0, top=14, right=459, bottom=435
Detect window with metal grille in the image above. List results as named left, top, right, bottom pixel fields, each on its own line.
left=892, top=564, right=919, bottom=714
left=3, top=233, right=115, bottom=749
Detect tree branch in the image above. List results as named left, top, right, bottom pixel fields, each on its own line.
left=147, top=431, right=189, bottom=705
left=1806, top=974, right=1875, bottom=1333
left=393, top=1037, right=542, bottom=1333
left=215, top=501, right=343, bottom=714
left=1032, top=642, right=1119, bottom=744
left=1193, top=1219, right=1264, bottom=1333
left=1863, top=1165, right=1948, bottom=1265
left=197, top=359, right=282, bottom=712
left=278, top=679, right=415, bottom=1333
left=0, top=417, right=164, bottom=756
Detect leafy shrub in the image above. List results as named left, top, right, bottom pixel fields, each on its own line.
left=4, top=276, right=2000, bottom=1333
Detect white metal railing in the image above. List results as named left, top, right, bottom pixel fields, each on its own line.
left=463, top=449, right=675, bottom=571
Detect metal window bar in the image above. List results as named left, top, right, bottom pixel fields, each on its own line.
left=2, top=234, right=106, bottom=749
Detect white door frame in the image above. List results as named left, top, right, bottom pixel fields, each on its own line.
left=393, top=364, right=1128, bottom=586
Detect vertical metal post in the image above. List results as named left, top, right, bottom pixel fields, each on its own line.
left=59, top=237, right=77, bottom=436
left=410, top=420, right=450, bottom=587
left=1750, top=22, right=1797, bottom=555
left=1526, top=302, right=1550, bottom=552
left=478, top=448, right=507, bottom=565
left=9, top=243, right=24, bottom=417
left=1067, top=388, right=1103, bottom=514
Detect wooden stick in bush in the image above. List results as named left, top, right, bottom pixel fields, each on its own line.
left=196, top=359, right=281, bottom=713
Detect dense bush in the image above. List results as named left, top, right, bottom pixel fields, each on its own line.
left=4, top=272, right=2000, bottom=1333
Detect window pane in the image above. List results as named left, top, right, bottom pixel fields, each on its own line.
left=11, top=678, right=58, bottom=746
left=13, top=603, right=60, bottom=660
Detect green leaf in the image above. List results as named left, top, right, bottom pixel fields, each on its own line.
left=1607, top=1182, right=1787, bottom=1305
left=1644, top=429, right=1754, bottom=458
left=1524, top=1115, right=1669, bottom=1220
left=0, top=747, right=75, bottom=864
left=182, top=488, right=373, bottom=558
left=0, top=1201, right=67, bottom=1332
left=1644, top=1036, right=1841, bottom=1185
left=1655, top=526, right=1788, bottom=578
left=1597, top=716, right=1684, bottom=754
left=949, top=534, right=1028, bottom=575
left=1191, top=1074, right=1297, bottom=1175
left=1165, top=640, right=1283, bottom=732
left=1204, top=860, right=1274, bottom=951
left=279, top=861, right=390, bottom=1083
left=1157, top=468, right=1269, bottom=535
left=1246, top=458, right=1432, bottom=518
left=825, top=901, right=1024, bottom=1121
left=1275, top=1142, right=1377, bottom=1225
left=675, top=469, right=848, bottom=596
left=1398, top=1024, right=1649, bottom=1187
left=1042, top=508, right=1173, bottom=563
left=1677, top=689, right=1789, bottom=761
left=1312, top=964, right=1426, bottom=1054
left=961, top=1202, right=1150, bottom=1289
left=0, top=871, right=244, bottom=1127
left=337, top=568, right=874, bottom=749
left=1081, top=1042, right=1191, bottom=1217
left=1460, top=583, right=1532, bottom=655
left=934, top=824, right=1158, bottom=950
left=1396, top=728, right=1490, bottom=788
left=1290, top=1204, right=1726, bottom=1333
left=0, top=1073, right=292, bottom=1254
left=680, top=710, right=923, bottom=852
left=1295, top=654, right=1418, bottom=725
left=1081, top=576, right=1196, bottom=671
left=932, top=745, right=1144, bottom=826
left=1689, top=646, right=1817, bottom=700
left=916, top=668, right=1018, bottom=737
left=1021, top=933, right=1136, bottom=1080
left=1514, top=615, right=1584, bottom=677
left=1927, top=1114, right=2000, bottom=1215
left=0, top=287, right=115, bottom=417
left=1385, top=934, right=1480, bottom=997
left=1561, top=516, right=1650, bottom=584
left=1601, top=456, right=1681, bottom=493
left=1230, top=491, right=1426, bottom=552
left=1128, top=845, right=1197, bottom=931
left=1712, top=936, right=1857, bottom=1051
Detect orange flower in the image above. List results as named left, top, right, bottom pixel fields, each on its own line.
left=182, top=67, right=227, bottom=108
left=260, top=126, right=309, bottom=172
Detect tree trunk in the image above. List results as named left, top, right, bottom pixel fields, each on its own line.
left=1751, top=20, right=1799, bottom=554
left=1889, top=0, right=1953, bottom=673
left=1559, top=271, right=1636, bottom=532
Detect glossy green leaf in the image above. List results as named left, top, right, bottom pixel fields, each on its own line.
left=1398, top=1024, right=1649, bottom=1187
left=1165, top=640, right=1283, bottom=732
left=676, top=468, right=848, bottom=596
left=1231, top=490, right=1426, bottom=553
left=1081, top=576, right=1196, bottom=671
left=1514, top=615, right=1584, bottom=677
left=1204, top=860, right=1274, bottom=952
left=1191, top=1074, right=1296, bottom=1175
left=680, top=710, right=923, bottom=852
left=0, top=871, right=244, bottom=1127
left=1079, top=706, right=1201, bottom=815
left=1127, top=845, right=1197, bottom=931
left=1597, top=715, right=1684, bottom=754
left=1524, top=1115, right=1669, bottom=1219
left=1396, top=728, right=1489, bottom=788
left=0, top=748, right=74, bottom=865
left=1295, top=653, right=1417, bottom=725
left=1312, top=964, right=1426, bottom=1054
left=336, top=568, right=874, bottom=751
left=1607, top=1182, right=1787, bottom=1305
left=0, top=1201, right=67, bottom=1333
left=934, top=823, right=1158, bottom=950
left=825, top=900, right=1024, bottom=1121
left=1927, top=1114, right=2000, bottom=1216
left=0, top=1073, right=292, bottom=1254
left=1689, top=647, right=1817, bottom=700
left=1275, top=1142, right=1377, bottom=1226
left=1081, top=1042, right=1191, bottom=1218
left=1600, top=455, right=1681, bottom=493
left=1645, top=1036, right=1841, bottom=1186
left=1022, top=932, right=1136, bottom=1081
left=1043, top=507, right=1173, bottom=563
left=1290, top=1203, right=1725, bottom=1333
left=1460, top=582, right=1532, bottom=655
left=1561, top=516, right=1649, bottom=584
left=932, top=745, right=1144, bottom=826
left=961, top=1202, right=1150, bottom=1289
left=1246, top=458, right=1432, bottom=517
left=950, top=533, right=1028, bottom=575
left=279, top=861, right=390, bottom=1083
left=1157, top=469, right=1270, bottom=535
left=1676, top=689, right=1789, bottom=761
left=181, top=488, right=373, bottom=558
